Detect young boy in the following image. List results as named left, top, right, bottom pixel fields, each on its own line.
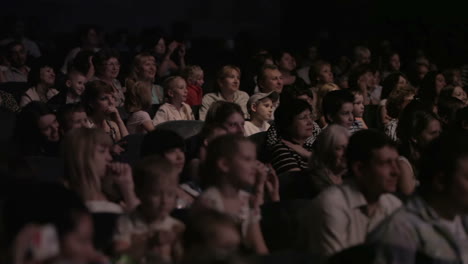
left=48, top=70, right=87, bottom=111
left=182, top=65, right=204, bottom=107
left=322, top=89, right=355, bottom=131
left=153, top=76, right=195, bottom=125
left=350, top=89, right=368, bottom=133
left=244, top=92, right=278, bottom=136
left=57, top=103, right=90, bottom=133
left=114, top=156, right=185, bottom=263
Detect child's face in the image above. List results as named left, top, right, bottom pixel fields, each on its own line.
left=164, top=148, right=185, bottom=175
left=66, top=111, right=89, bottom=131
left=141, top=182, right=178, bottom=220
left=190, top=71, right=204, bottom=87
left=252, top=98, right=274, bottom=122
left=67, top=74, right=87, bottom=96
left=38, top=114, right=60, bottom=142
left=61, top=214, right=96, bottom=263
left=225, top=141, right=257, bottom=189
left=319, top=64, right=334, bottom=84
left=353, top=94, right=365, bottom=117
left=331, top=102, right=354, bottom=129
left=168, top=78, right=188, bottom=103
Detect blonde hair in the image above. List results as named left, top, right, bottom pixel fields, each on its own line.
left=125, top=80, right=152, bottom=112
left=133, top=156, right=178, bottom=195
left=62, top=127, right=112, bottom=200
left=127, top=52, right=156, bottom=83
left=182, top=65, right=203, bottom=84
left=316, top=82, right=339, bottom=117
left=163, top=75, right=186, bottom=99
left=215, top=65, right=241, bottom=92
left=309, top=124, right=350, bottom=170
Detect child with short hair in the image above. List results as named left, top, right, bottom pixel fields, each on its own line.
left=244, top=92, right=278, bottom=136
left=153, top=76, right=195, bottom=125
left=48, top=70, right=87, bottom=111
left=114, top=156, right=185, bottom=263
left=57, top=103, right=90, bottom=133
left=182, top=65, right=204, bottom=107
left=349, top=89, right=368, bottom=133
left=322, top=89, right=355, bottom=130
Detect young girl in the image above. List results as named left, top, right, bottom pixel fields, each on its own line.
left=125, top=80, right=155, bottom=134
left=308, top=60, right=334, bottom=90
left=349, top=89, right=368, bottom=133
left=195, top=134, right=279, bottom=255
left=182, top=65, right=204, bottom=107
left=114, top=156, right=184, bottom=263
left=153, top=76, right=194, bottom=125
left=20, top=59, right=59, bottom=107
left=82, top=80, right=129, bottom=144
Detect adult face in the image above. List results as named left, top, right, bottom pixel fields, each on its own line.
left=218, top=69, right=240, bottom=94
left=417, top=119, right=441, bottom=148
left=154, top=38, right=166, bottom=56
left=102, top=57, right=120, bottom=80
left=452, top=86, right=467, bottom=104
left=227, top=141, right=257, bottom=188
left=67, top=111, right=89, bottom=131
left=318, top=64, right=334, bottom=84
left=435, top=74, right=446, bottom=94
left=333, top=133, right=349, bottom=171
left=331, top=102, right=354, bottom=129
left=259, top=69, right=283, bottom=93
left=92, top=92, right=114, bottom=115
left=222, top=112, right=245, bottom=135
left=389, top=54, right=401, bottom=71
left=290, top=109, right=314, bottom=141
left=38, top=114, right=60, bottom=142
left=140, top=56, right=157, bottom=81
left=39, top=66, right=56, bottom=87
left=277, top=53, right=296, bottom=72
left=9, top=44, right=27, bottom=67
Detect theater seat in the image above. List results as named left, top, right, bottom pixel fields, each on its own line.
left=155, top=120, right=204, bottom=139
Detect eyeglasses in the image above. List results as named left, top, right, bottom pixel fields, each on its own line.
left=296, top=114, right=314, bottom=121
left=105, top=63, right=121, bottom=67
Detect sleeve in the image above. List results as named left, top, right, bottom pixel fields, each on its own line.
left=135, top=111, right=151, bottom=124
left=199, top=94, right=214, bottom=121
left=186, top=86, right=197, bottom=106
left=153, top=105, right=169, bottom=126
left=19, top=94, right=32, bottom=108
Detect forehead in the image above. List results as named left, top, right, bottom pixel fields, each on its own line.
left=340, top=102, right=354, bottom=110
left=370, top=146, right=399, bottom=161
left=141, top=56, right=155, bottom=64
left=264, top=68, right=281, bottom=77
left=258, top=97, right=273, bottom=104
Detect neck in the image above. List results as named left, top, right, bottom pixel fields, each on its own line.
left=220, top=90, right=235, bottom=101
left=218, top=181, right=240, bottom=198
left=251, top=117, right=265, bottom=128
left=171, top=100, right=183, bottom=109
left=36, top=83, right=49, bottom=94
left=425, top=195, right=458, bottom=220
left=356, top=180, right=381, bottom=215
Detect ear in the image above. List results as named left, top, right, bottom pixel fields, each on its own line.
left=65, top=79, right=72, bottom=88
left=250, top=103, right=258, bottom=113
left=217, top=157, right=230, bottom=174
left=326, top=114, right=334, bottom=124
left=167, top=89, right=174, bottom=98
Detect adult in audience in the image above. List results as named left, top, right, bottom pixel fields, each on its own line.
left=62, top=25, right=101, bottom=74
left=20, top=58, right=58, bottom=107
left=322, top=89, right=355, bottom=130
left=417, top=71, right=446, bottom=113
left=91, top=49, right=125, bottom=107
left=384, top=85, right=416, bottom=142
left=256, top=64, right=284, bottom=94
left=440, top=84, right=467, bottom=106
left=273, top=50, right=307, bottom=91
left=126, top=52, right=164, bottom=105
left=2, top=41, right=29, bottom=83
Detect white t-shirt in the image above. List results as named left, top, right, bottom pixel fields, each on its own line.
left=244, top=121, right=270, bottom=137
left=126, top=110, right=152, bottom=134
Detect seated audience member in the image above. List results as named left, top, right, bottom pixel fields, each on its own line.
left=194, top=134, right=279, bottom=254
left=244, top=92, right=278, bottom=136
left=70, top=49, right=96, bottom=80
left=379, top=72, right=409, bottom=126
left=307, top=124, right=350, bottom=197
left=416, top=71, right=446, bottom=113
left=266, top=99, right=320, bottom=175
left=182, top=65, right=205, bottom=107
left=57, top=103, right=90, bottom=134
left=20, top=59, right=59, bottom=107
left=256, top=64, right=284, bottom=94
left=126, top=52, right=164, bottom=105
left=381, top=51, right=401, bottom=79
left=273, top=50, right=308, bottom=91
left=0, top=90, right=19, bottom=112
left=315, top=82, right=340, bottom=127
left=140, top=129, right=196, bottom=206
left=348, top=65, right=374, bottom=105
left=48, top=70, right=87, bottom=110
left=349, top=89, right=368, bottom=133
left=125, top=80, right=154, bottom=134
left=440, top=84, right=467, bottom=106
left=308, top=60, right=334, bottom=91
left=199, top=65, right=249, bottom=120
left=153, top=76, right=194, bottom=125
left=352, top=45, right=372, bottom=68
left=368, top=130, right=468, bottom=264
left=183, top=209, right=241, bottom=263
left=61, top=25, right=101, bottom=74
left=91, top=48, right=125, bottom=107
left=384, top=86, right=416, bottom=142
left=81, top=80, right=129, bottom=144
left=443, top=68, right=463, bottom=87
left=281, top=84, right=316, bottom=109
left=114, top=156, right=184, bottom=263
left=437, top=96, right=465, bottom=130
left=2, top=41, right=29, bottom=82
left=322, top=89, right=355, bottom=131
left=301, top=129, right=401, bottom=259
left=14, top=102, right=61, bottom=156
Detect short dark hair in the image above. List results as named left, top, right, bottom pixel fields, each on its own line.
left=81, top=80, right=114, bottom=113
left=92, top=48, right=120, bottom=77
left=257, top=64, right=279, bottom=84
left=205, top=101, right=244, bottom=126
left=346, top=129, right=397, bottom=174
left=419, top=130, right=468, bottom=197
left=140, top=129, right=185, bottom=158
left=274, top=98, right=312, bottom=139
left=57, top=103, right=86, bottom=130
left=322, top=89, right=354, bottom=123
left=348, top=64, right=373, bottom=91
left=28, top=57, right=56, bottom=87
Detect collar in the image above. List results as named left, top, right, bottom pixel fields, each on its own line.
left=343, top=179, right=368, bottom=209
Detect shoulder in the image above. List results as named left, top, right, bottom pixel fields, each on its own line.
left=236, top=91, right=249, bottom=100
left=379, top=193, right=403, bottom=213
left=202, top=93, right=219, bottom=101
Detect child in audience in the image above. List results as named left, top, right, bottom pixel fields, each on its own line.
left=153, top=76, right=194, bottom=125
left=49, top=70, right=87, bottom=110
left=125, top=80, right=155, bottom=134
left=182, top=65, right=204, bottom=107
left=244, top=92, right=278, bottom=136
left=57, top=103, right=91, bottom=133
left=114, top=156, right=184, bottom=263
left=195, top=134, right=280, bottom=255
left=322, top=89, right=355, bottom=130
left=349, top=89, right=368, bottom=133
left=308, top=60, right=334, bottom=90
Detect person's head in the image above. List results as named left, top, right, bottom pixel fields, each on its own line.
left=164, top=76, right=188, bottom=104
left=182, top=65, right=204, bottom=87
left=202, top=134, right=257, bottom=189
left=397, top=101, right=442, bottom=152
left=273, top=50, right=297, bottom=72
left=93, top=48, right=120, bottom=80
left=133, top=156, right=178, bottom=220
left=353, top=46, right=371, bottom=65
left=385, top=85, right=416, bottom=119
left=322, top=89, right=355, bottom=128
left=347, top=129, right=400, bottom=195
left=62, top=127, right=113, bottom=200
left=437, top=97, right=465, bottom=128
left=124, top=80, right=152, bottom=112
left=308, top=60, right=334, bottom=87
left=440, top=85, right=467, bottom=105
left=316, top=82, right=340, bottom=118
left=385, top=51, right=401, bottom=72
left=128, top=52, right=157, bottom=82
left=57, top=103, right=89, bottom=133
left=418, top=130, right=468, bottom=213
left=205, top=101, right=245, bottom=135
left=71, top=50, right=95, bottom=78
left=418, top=71, right=446, bottom=105
left=81, top=80, right=115, bottom=116
left=140, top=129, right=186, bottom=175
left=247, top=92, right=278, bottom=122
left=274, top=98, right=314, bottom=141
left=381, top=72, right=408, bottom=100
left=350, top=90, right=365, bottom=118
left=348, top=64, right=373, bottom=91
left=216, top=65, right=241, bottom=94
left=443, top=68, right=463, bottom=87
left=15, top=102, right=60, bottom=153
left=281, top=85, right=314, bottom=107
left=184, top=209, right=241, bottom=260
left=28, top=58, right=56, bottom=88
left=257, top=64, right=284, bottom=93
left=310, top=124, right=350, bottom=172
left=6, top=41, right=27, bottom=68
left=66, top=70, right=87, bottom=97
left=78, top=25, right=100, bottom=48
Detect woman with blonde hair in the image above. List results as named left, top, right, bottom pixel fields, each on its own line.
left=199, top=65, right=249, bottom=120
left=307, top=124, right=349, bottom=197
left=126, top=52, right=164, bottom=105
left=125, top=80, right=155, bottom=134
